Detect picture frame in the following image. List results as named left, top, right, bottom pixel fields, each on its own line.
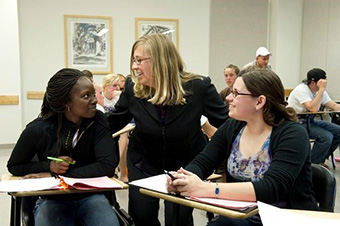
left=64, top=15, right=113, bottom=74
left=135, top=18, right=179, bottom=49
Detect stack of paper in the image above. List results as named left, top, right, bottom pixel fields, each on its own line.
left=0, top=176, right=123, bottom=192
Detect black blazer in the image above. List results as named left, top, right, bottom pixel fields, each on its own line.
left=107, top=76, right=228, bottom=174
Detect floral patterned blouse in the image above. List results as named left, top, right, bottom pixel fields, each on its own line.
left=227, top=126, right=272, bottom=182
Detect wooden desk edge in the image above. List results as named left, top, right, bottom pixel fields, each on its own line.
left=288, top=209, right=340, bottom=219
left=139, top=188, right=258, bottom=219
left=112, top=125, right=136, bottom=138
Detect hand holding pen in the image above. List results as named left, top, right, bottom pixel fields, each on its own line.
left=48, top=156, right=75, bottom=175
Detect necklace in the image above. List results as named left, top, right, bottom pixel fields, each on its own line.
left=65, top=121, right=94, bottom=151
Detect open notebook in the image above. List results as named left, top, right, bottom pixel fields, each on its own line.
left=0, top=176, right=123, bottom=192
left=129, top=174, right=257, bottom=213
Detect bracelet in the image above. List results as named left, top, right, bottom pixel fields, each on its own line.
left=214, top=182, right=220, bottom=198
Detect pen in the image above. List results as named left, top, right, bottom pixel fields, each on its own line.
left=47, top=156, right=75, bottom=165
left=164, top=170, right=177, bottom=180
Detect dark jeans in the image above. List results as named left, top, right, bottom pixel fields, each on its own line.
left=303, top=120, right=340, bottom=163
left=128, top=157, right=193, bottom=226
left=34, top=194, right=119, bottom=226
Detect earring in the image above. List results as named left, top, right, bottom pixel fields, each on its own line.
left=67, top=105, right=70, bottom=112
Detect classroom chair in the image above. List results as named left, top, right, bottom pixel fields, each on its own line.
left=311, top=163, right=336, bottom=212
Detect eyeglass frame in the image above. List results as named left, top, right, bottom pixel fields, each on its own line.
left=131, top=57, right=151, bottom=65
left=231, top=90, right=261, bottom=98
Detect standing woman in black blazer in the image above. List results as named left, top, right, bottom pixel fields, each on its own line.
left=107, top=33, right=228, bottom=226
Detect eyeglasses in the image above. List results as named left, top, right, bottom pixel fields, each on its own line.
left=132, top=57, right=151, bottom=65
left=231, top=90, right=260, bottom=98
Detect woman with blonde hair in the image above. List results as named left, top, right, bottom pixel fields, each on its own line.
left=102, top=73, right=121, bottom=112
left=107, top=33, right=228, bottom=226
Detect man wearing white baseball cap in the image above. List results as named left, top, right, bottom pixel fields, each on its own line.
left=243, top=46, right=272, bottom=69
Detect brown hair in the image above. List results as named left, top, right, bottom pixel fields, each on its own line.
left=240, top=68, right=297, bottom=126
left=225, top=64, right=240, bottom=76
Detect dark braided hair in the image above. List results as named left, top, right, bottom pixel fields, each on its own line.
left=240, top=68, right=297, bottom=126
left=39, top=68, right=85, bottom=154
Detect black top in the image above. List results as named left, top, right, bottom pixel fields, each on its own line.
left=186, top=119, right=318, bottom=210
left=107, top=76, right=229, bottom=175
left=7, top=111, right=117, bottom=178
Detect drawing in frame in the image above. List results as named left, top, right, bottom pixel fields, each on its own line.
left=135, top=18, right=179, bottom=49
left=64, top=15, right=113, bottom=74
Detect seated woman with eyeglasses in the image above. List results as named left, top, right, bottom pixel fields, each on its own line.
left=167, top=68, right=318, bottom=226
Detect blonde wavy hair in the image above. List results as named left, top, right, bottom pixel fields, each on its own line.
left=102, top=74, right=120, bottom=92
left=130, top=34, right=202, bottom=105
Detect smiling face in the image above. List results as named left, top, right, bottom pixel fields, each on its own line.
left=131, top=45, right=155, bottom=88
left=226, top=77, right=258, bottom=121
left=224, top=68, right=237, bottom=87
left=65, top=76, right=97, bottom=126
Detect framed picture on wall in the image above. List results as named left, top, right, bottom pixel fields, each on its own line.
left=64, top=15, right=113, bottom=74
left=135, top=18, right=179, bottom=49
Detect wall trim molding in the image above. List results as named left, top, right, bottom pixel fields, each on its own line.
left=0, top=143, right=15, bottom=149
left=0, top=95, right=19, bottom=105
left=27, top=91, right=45, bottom=100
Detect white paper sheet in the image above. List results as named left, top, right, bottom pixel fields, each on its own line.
left=129, top=174, right=168, bottom=193
left=258, top=201, right=340, bottom=225
left=0, top=177, right=59, bottom=192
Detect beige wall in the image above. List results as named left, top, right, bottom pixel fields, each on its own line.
left=18, top=0, right=211, bottom=127
left=209, top=0, right=269, bottom=92
left=301, top=0, right=340, bottom=100
left=2, top=0, right=340, bottom=145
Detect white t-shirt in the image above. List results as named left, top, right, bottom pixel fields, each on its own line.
left=287, top=83, right=331, bottom=113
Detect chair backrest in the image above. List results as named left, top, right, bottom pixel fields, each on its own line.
left=311, top=163, right=336, bottom=212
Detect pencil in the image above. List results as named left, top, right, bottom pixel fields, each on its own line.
left=47, top=156, right=75, bottom=165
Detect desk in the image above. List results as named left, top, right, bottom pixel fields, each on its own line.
left=288, top=209, right=340, bottom=220
left=3, top=175, right=128, bottom=226
left=140, top=188, right=258, bottom=226
left=112, top=124, right=135, bottom=138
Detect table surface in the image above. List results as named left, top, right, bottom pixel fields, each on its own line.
left=297, top=111, right=340, bottom=116
left=140, top=188, right=258, bottom=219
left=288, top=209, right=340, bottom=220
left=2, top=174, right=128, bottom=197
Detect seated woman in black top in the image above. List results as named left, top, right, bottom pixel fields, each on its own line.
left=7, top=68, right=119, bottom=226
left=168, top=68, right=317, bottom=226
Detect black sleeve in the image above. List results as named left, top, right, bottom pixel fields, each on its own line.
left=7, top=123, right=50, bottom=176
left=202, top=77, right=229, bottom=128
left=252, top=123, right=310, bottom=203
left=106, top=77, right=134, bottom=133
left=185, top=119, right=236, bottom=179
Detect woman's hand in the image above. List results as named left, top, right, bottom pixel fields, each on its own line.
left=49, top=156, right=74, bottom=174
left=22, top=172, right=52, bottom=179
left=170, top=167, right=208, bottom=197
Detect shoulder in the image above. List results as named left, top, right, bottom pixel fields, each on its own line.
left=272, top=121, right=308, bottom=140
left=21, top=118, right=55, bottom=138
left=93, top=110, right=110, bottom=128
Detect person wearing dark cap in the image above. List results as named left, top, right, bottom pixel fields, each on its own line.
left=288, top=68, right=340, bottom=166
left=243, top=47, right=272, bottom=70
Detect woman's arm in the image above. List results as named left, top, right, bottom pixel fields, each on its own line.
left=202, top=77, right=229, bottom=128
left=7, top=123, right=50, bottom=176
left=171, top=168, right=256, bottom=201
